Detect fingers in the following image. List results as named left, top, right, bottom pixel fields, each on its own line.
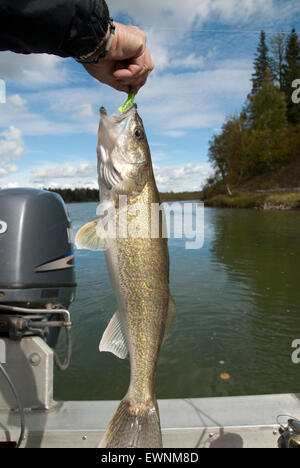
left=81, top=22, right=154, bottom=93
left=112, top=49, right=154, bottom=93
left=113, top=50, right=154, bottom=79
left=113, top=62, right=141, bottom=80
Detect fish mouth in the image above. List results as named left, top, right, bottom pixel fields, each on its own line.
left=99, top=103, right=138, bottom=157
left=100, top=103, right=137, bottom=123
left=99, top=103, right=137, bottom=144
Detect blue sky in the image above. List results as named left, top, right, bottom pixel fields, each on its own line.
left=0, top=0, right=299, bottom=192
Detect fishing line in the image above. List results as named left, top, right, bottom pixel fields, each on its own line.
left=134, top=26, right=290, bottom=34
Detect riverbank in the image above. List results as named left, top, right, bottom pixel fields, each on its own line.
left=160, top=191, right=202, bottom=202
left=203, top=157, right=300, bottom=210
left=56, top=188, right=300, bottom=210
left=204, top=190, right=300, bottom=210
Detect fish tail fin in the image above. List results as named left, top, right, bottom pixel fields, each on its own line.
left=98, top=396, right=162, bottom=448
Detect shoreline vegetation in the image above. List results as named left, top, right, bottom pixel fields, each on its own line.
left=202, top=27, right=300, bottom=211
left=204, top=189, right=300, bottom=211
left=46, top=185, right=300, bottom=211
left=46, top=187, right=203, bottom=204
left=202, top=156, right=300, bottom=210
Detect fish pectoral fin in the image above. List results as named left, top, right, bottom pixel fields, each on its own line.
left=75, top=218, right=106, bottom=251
left=112, top=178, right=140, bottom=196
left=99, top=311, right=128, bottom=359
left=163, top=294, right=177, bottom=343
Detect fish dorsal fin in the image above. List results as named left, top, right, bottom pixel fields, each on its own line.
left=75, top=218, right=106, bottom=251
left=163, top=294, right=176, bottom=343
left=99, top=311, right=128, bottom=359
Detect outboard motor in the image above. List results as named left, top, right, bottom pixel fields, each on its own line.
left=0, top=188, right=76, bottom=368
left=0, top=188, right=77, bottom=447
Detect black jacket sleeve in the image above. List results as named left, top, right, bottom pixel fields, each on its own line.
left=0, top=0, right=110, bottom=58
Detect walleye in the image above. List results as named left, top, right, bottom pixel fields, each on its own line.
left=75, top=104, right=175, bottom=448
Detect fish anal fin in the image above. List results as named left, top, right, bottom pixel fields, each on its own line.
left=99, top=311, right=128, bottom=359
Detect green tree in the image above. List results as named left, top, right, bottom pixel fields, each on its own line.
left=269, top=32, right=287, bottom=91
left=221, top=115, right=250, bottom=185
left=282, top=28, right=300, bottom=124
left=208, top=132, right=229, bottom=189
left=247, top=71, right=288, bottom=173
left=281, top=123, right=300, bottom=161
left=252, top=31, right=272, bottom=94
left=208, top=114, right=249, bottom=190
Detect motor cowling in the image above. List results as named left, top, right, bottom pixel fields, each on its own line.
left=0, top=188, right=76, bottom=309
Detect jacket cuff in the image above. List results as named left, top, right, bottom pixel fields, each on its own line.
left=59, top=0, right=110, bottom=58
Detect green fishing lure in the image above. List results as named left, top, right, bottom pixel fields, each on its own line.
left=118, top=92, right=136, bottom=113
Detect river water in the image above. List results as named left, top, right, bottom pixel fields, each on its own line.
left=54, top=202, right=300, bottom=401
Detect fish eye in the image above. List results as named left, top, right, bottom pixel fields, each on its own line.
left=134, top=127, right=144, bottom=140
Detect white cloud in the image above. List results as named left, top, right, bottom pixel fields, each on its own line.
left=148, top=49, right=205, bottom=73
left=0, top=181, right=20, bottom=189
left=111, top=0, right=275, bottom=30
left=28, top=158, right=210, bottom=192
left=0, top=164, right=19, bottom=177
left=31, top=162, right=97, bottom=184
left=0, top=126, right=26, bottom=161
left=0, top=90, right=99, bottom=136
left=170, top=54, right=205, bottom=69
left=0, top=126, right=27, bottom=178
left=109, top=0, right=276, bottom=75
left=0, top=52, right=69, bottom=86
left=77, top=104, right=94, bottom=118
left=110, top=0, right=277, bottom=76
left=49, top=96, right=96, bottom=120
left=151, top=151, right=168, bottom=162
left=162, top=131, right=186, bottom=138
left=7, top=94, right=27, bottom=109
left=153, top=162, right=210, bottom=191
left=146, top=39, right=170, bottom=70
left=140, top=59, right=252, bottom=131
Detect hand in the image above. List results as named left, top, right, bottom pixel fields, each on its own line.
left=82, top=22, right=154, bottom=94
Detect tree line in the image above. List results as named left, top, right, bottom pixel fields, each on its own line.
left=47, top=187, right=99, bottom=203
left=46, top=187, right=202, bottom=203
left=205, top=28, right=300, bottom=195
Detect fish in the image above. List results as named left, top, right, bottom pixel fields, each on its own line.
left=75, top=104, right=175, bottom=448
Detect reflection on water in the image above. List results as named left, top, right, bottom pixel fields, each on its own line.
left=54, top=203, right=300, bottom=401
